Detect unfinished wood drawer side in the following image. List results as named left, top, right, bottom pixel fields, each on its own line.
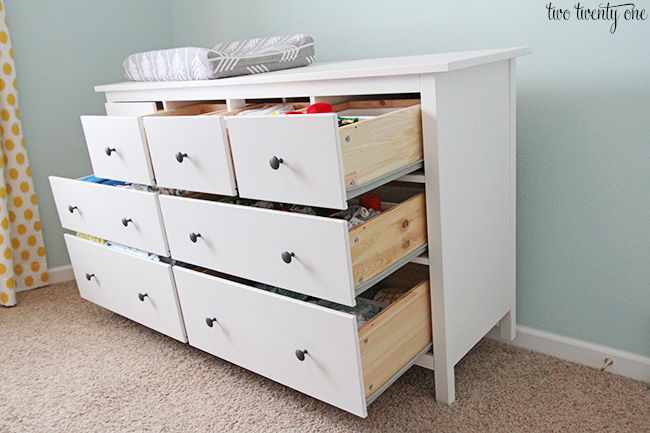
left=340, top=101, right=423, bottom=190
left=349, top=192, right=427, bottom=288
left=358, top=278, right=432, bottom=398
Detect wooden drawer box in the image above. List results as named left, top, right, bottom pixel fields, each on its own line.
left=226, top=100, right=423, bottom=209
left=173, top=263, right=431, bottom=418
left=80, top=104, right=226, bottom=187
left=50, top=176, right=169, bottom=256
left=158, top=187, right=427, bottom=306
left=65, top=234, right=187, bottom=343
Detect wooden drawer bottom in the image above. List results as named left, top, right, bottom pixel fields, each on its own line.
left=173, top=263, right=431, bottom=417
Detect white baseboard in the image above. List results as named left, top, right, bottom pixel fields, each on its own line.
left=17, top=265, right=74, bottom=292
left=47, top=264, right=75, bottom=285
left=488, top=325, right=650, bottom=383
left=415, top=325, right=650, bottom=384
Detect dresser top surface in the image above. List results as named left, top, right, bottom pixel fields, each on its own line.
left=95, top=47, right=531, bottom=94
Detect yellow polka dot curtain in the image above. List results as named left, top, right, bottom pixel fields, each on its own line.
left=0, top=1, right=48, bottom=307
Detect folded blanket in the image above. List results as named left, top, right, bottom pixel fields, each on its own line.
left=123, top=34, right=315, bottom=81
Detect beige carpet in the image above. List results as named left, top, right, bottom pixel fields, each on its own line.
left=1, top=281, right=648, bottom=433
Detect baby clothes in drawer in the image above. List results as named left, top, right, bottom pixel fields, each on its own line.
left=65, top=234, right=187, bottom=343
left=158, top=186, right=427, bottom=306
left=50, top=176, right=169, bottom=256
left=172, top=263, right=431, bottom=418
left=226, top=100, right=423, bottom=209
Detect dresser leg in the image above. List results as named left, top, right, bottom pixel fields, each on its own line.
left=499, top=310, right=516, bottom=341
left=433, top=352, right=456, bottom=404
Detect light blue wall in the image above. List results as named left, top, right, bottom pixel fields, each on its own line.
left=171, top=1, right=650, bottom=356
left=5, top=0, right=174, bottom=268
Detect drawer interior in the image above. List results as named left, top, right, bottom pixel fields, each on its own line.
left=217, top=102, right=310, bottom=117
left=213, top=181, right=424, bottom=230
left=146, top=103, right=227, bottom=117
left=334, top=99, right=420, bottom=116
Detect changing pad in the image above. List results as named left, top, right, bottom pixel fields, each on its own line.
left=123, top=34, right=315, bottom=81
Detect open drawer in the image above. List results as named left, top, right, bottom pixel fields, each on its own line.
left=80, top=103, right=226, bottom=186
left=226, top=100, right=423, bottom=209
left=158, top=184, right=427, bottom=306
left=173, top=263, right=431, bottom=418
left=142, top=106, right=240, bottom=195
left=65, top=234, right=187, bottom=343
left=50, top=176, right=169, bottom=256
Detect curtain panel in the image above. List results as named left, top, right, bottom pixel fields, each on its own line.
left=0, top=1, right=48, bottom=307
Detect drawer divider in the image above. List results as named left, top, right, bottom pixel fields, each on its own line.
left=354, top=244, right=427, bottom=297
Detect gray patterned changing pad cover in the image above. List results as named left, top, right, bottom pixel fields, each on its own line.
left=123, top=34, right=315, bottom=81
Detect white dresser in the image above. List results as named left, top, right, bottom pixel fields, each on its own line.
left=51, top=47, right=530, bottom=418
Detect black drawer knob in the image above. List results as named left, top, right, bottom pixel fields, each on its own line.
left=295, top=349, right=308, bottom=361
left=138, top=293, right=148, bottom=302
left=189, top=232, right=201, bottom=243
left=205, top=317, right=218, bottom=328
left=269, top=156, right=283, bottom=170
left=85, top=273, right=95, bottom=281
left=281, top=251, right=295, bottom=264
left=104, top=147, right=116, bottom=156
left=175, top=152, right=188, bottom=163
left=121, top=218, right=133, bottom=227
left=68, top=205, right=78, bottom=213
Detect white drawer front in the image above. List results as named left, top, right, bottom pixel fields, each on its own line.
left=227, top=114, right=347, bottom=209
left=159, top=195, right=356, bottom=306
left=80, top=115, right=154, bottom=185
left=50, top=176, right=169, bottom=256
left=173, top=267, right=366, bottom=417
left=65, top=234, right=186, bottom=342
left=143, top=116, right=237, bottom=195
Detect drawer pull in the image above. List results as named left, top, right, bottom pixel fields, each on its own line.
left=175, top=152, right=188, bottom=163
left=205, top=317, right=218, bottom=328
left=295, top=349, right=308, bottom=361
left=269, top=156, right=283, bottom=170
left=85, top=273, right=95, bottom=281
left=104, top=147, right=117, bottom=156
left=281, top=251, right=295, bottom=264
left=138, top=293, right=149, bottom=302
left=67, top=205, right=78, bottom=213
left=121, top=218, right=133, bottom=227
left=189, top=232, right=202, bottom=243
